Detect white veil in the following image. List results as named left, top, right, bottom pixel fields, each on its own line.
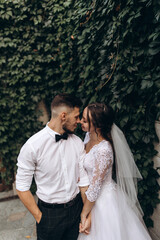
left=111, top=123, right=143, bottom=217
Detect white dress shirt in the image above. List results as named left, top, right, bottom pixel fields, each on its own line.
left=16, top=124, right=89, bottom=203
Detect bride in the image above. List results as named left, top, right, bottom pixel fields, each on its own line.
left=78, top=103, right=152, bottom=240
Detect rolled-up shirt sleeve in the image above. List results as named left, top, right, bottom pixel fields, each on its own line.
left=16, top=142, right=36, bottom=191
left=78, top=142, right=89, bottom=187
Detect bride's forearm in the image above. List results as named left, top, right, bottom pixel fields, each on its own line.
left=81, top=198, right=95, bottom=217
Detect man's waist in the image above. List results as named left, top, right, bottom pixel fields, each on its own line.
left=38, top=192, right=81, bottom=209
left=36, top=187, right=80, bottom=203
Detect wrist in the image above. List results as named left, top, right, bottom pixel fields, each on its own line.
left=81, top=210, right=88, bottom=218
left=35, top=211, right=42, bottom=223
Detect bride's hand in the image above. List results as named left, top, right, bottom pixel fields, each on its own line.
left=79, top=214, right=91, bottom=235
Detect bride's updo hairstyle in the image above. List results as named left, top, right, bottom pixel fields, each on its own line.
left=87, top=103, right=114, bottom=145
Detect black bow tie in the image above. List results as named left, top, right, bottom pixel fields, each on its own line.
left=55, top=133, right=68, bottom=142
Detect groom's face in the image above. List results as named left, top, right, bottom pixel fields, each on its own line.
left=62, top=107, right=80, bottom=133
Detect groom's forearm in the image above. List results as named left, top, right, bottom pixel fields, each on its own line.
left=16, top=189, right=42, bottom=223
left=81, top=198, right=95, bottom=217
left=79, top=186, right=88, bottom=203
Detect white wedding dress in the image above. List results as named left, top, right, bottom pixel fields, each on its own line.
left=78, top=140, right=152, bottom=240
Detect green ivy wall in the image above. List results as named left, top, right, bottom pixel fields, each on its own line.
left=0, top=0, right=160, bottom=227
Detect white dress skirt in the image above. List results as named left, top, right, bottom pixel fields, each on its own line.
left=78, top=140, right=152, bottom=240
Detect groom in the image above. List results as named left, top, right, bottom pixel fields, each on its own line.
left=16, top=93, right=89, bottom=240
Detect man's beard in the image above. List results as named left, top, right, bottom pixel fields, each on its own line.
left=62, top=123, right=74, bottom=134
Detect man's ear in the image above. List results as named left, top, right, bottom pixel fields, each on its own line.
left=61, top=112, right=67, bottom=121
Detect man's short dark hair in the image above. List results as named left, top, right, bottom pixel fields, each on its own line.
left=51, top=93, right=82, bottom=110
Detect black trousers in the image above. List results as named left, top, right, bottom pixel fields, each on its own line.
left=36, top=194, right=83, bottom=240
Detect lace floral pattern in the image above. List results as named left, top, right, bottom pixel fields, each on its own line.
left=85, top=141, right=113, bottom=202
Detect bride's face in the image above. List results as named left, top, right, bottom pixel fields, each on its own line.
left=81, top=107, right=94, bottom=132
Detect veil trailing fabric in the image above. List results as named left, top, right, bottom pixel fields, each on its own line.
left=111, top=123, right=144, bottom=218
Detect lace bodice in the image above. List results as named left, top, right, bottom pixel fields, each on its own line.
left=84, top=140, right=113, bottom=202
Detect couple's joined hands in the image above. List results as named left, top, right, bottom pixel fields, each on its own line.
left=79, top=213, right=91, bottom=235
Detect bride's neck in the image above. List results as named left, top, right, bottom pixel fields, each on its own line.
left=89, top=131, right=104, bottom=142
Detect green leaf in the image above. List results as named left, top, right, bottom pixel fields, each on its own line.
left=141, top=80, right=153, bottom=89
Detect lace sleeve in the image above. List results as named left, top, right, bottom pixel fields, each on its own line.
left=85, top=143, right=113, bottom=202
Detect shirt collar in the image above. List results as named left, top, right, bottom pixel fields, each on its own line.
left=46, top=123, right=59, bottom=139
left=46, top=122, right=71, bottom=140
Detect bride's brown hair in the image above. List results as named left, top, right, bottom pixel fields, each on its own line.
left=87, top=102, right=116, bottom=180
left=87, top=103, right=114, bottom=145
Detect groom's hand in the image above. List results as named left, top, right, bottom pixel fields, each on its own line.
left=80, top=212, right=87, bottom=229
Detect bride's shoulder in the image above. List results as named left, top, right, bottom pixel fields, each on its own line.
left=98, top=140, right=112, bottom=152
left=94, top=141, right=113, bottom=161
